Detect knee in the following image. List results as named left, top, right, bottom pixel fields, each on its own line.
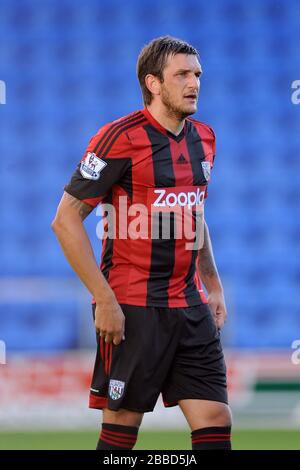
left=191, top=402, right=232, bottom=431
left=208, top=403, right=232, bottom=428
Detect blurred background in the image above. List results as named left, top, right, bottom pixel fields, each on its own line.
left=1, top=0, right=300, bottom=450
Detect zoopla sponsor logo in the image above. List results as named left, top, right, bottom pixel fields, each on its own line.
left=0, top=340, right=6, bottom=364
left=0, top=80, right=6, bottom=104
left=153, top=188, right=205, bottom=208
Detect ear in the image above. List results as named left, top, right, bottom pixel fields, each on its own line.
left=145, top=74, right=161, bottom=98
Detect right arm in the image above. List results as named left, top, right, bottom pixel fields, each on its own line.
left=51, top=191, right=125, bottom=345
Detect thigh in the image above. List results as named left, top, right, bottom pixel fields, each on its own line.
left=90, top=304, right=183, bottom=413
left=162, top=304, right=228, bottom=407
left=178, top=399, right=232, bottom=431
left=103, top=408, right=144, bottom=428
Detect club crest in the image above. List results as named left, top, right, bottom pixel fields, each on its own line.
left=201, top=161, right=211, bottom=181
left=109, top=379, right=125, bottom=400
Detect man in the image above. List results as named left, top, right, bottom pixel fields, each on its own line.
left=52, top=36, right=232, bottom=451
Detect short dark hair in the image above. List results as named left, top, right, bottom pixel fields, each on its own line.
left=137, top=35, right=199, bottom=105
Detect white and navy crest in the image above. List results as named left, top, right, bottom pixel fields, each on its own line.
left=201, top=161, right=211, bottom=181
left=80, top=152, right=107, bottom=180
left=109, top=379, right=125, bottom=400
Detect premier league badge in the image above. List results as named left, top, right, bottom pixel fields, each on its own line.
left=80, top=152, right=107, bottom=180
left=109, top=379, right=125, bottom=400
left=201, top=161, right=211, bottom=181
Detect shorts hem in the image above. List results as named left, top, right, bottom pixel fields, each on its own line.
left=89, top=394, right=155, bottom=413
left=163, top=396, right=229, bottom=408
left=92, top=300, right=206, bottom=308
left=89, top=394, right=108, bottom=409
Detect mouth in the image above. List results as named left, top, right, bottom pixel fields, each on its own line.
left=184, top=94, right=198, bottom=102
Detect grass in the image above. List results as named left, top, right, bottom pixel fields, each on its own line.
left=0, top=429, right=299, bottom=450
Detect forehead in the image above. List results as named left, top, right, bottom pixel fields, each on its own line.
left=164, top=53, right=202, bottom=73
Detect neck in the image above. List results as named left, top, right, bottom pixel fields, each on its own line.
left=146, top=102, right=185, bottom=136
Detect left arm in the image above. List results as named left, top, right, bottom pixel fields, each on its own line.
left=198, top=220, right=227, bottom=329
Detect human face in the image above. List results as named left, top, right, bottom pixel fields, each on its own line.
left=159, top=53, right=202, bottom=119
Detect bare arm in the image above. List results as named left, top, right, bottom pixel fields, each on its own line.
left=198, top=220, right=223, bottom=293
left=198, top=220, right=227, bottom=329
left=51, top=191, right=125, bottom=344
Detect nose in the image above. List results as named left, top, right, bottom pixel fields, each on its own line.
left=189, top=74, right=200, bottom=92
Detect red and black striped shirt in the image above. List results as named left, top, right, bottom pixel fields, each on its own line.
left=65, top=108, right=216, bottom=307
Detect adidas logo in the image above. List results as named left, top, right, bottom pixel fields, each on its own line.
left=176, top=154, right=188, bottom=164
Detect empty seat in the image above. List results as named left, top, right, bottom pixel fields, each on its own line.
left=1, top=0, right=300, bottom=350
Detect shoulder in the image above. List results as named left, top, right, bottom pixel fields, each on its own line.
left=187, top=117, right=216, bottom=141
left=89, top=110, right=147, bottom=158
left=187, top=117, right=216, bottom=164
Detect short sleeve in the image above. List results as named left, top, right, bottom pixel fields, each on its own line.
left=204, top=125, right=216, bottom=199
left=64, top=124, right=132, bottom=207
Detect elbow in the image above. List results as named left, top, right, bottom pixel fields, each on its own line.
left=51, top=216, right=59, bottom=234
left=51, top=209, right=81, bottom=235
left=51, top=212, right=64, bottom=234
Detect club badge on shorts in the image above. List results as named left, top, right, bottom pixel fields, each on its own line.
left=201, top=161, right=211, bottom=181
left=80, top=152, right=107, bottom=180
left=109, top=379, right=125, bottom=400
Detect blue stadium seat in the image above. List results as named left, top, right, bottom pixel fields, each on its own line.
left=0, top=302, right=79, bottom=351
left=1, top=0, right=300, bottom=349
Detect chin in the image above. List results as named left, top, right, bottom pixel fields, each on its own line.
left=180, top=105, right=197, bottom=118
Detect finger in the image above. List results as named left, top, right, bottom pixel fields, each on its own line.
left=216, top=315, right=225, bottom=329
left=208, top=303, right=217, bottom=317
left=209, top=306, right=218, bottom=322
left=113, top=332, right=125, bottom=346
left=113, top=336, right=122, bottom=346
left=95, top=321, right=103, bottom=334
left=104, top=333, right=113, bottom=344
left=216, top=308, right=226, bottom=324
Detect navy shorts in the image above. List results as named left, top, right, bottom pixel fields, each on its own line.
left=89, top=303, right=228, bottom=413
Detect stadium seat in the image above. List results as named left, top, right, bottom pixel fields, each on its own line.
left=1, top=0, right=300, bottom=350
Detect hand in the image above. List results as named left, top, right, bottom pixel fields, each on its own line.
left=94, top=297, right=125, bottom=346
left=207, top=290, right=227, bottom=330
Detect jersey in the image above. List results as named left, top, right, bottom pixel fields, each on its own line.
left=64, top=108, right=216, bottom=308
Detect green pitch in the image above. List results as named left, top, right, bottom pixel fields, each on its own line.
left=0, top=430, right=299, bottom=450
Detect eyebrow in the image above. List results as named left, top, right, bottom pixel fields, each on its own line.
left=175, top=68, right=203, bottom=75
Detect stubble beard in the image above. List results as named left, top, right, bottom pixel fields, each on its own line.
left=161, top=86, right=197, bottom=121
